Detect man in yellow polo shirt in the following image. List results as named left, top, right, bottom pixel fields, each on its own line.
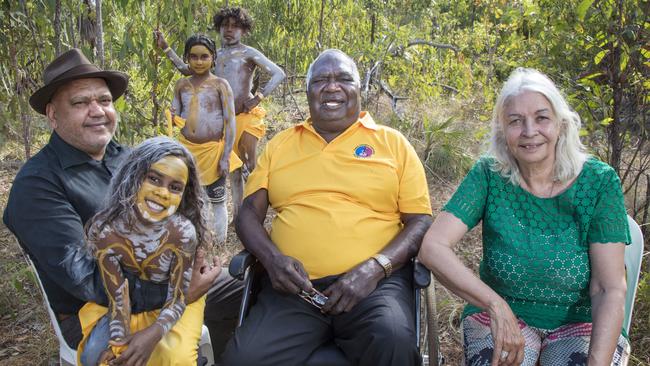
left=222, top=49, right=433, bottom=366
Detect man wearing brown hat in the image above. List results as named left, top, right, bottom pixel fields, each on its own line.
left=3, top=48, right=242, bottom=362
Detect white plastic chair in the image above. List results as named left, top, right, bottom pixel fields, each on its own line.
left=26, top=257, right=214, bottom=365
left=26, top=257, right=78, bottom=365
left=199, top=325, right=214, bottom=366
left=624, top=215, right=644, bottom=334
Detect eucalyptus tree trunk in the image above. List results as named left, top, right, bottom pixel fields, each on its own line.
left=95, top=0, right=104, bottom=67
left=54, top=0, right=62, bottom=55
left=13, top=0, right=34, bottom=159
left=151, top=4, right=162, bottom=128
left=370, top=11, right=376, bottom=44
left=69, top=15, right=77, bottom=48
left=8, top=38, right=31, bottom=159
left=318, top=0, right=325, bottom=47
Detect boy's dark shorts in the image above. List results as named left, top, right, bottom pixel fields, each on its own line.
left=204, top=176, right=226, bottom=203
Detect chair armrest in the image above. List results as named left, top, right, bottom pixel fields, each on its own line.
left=228, top=250, right=258, bottom=281
left=413, top=260, right=431, bottom=289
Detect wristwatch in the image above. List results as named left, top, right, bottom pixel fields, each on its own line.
left=372, top=254, right=393, bottom=278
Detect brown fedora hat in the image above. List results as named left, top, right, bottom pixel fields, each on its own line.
left=29, top=48, right=129, bottom=115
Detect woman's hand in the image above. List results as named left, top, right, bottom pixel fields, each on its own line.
left=487, top=299, right=525, bottom=365
left=109, top=324, right=163, bottom=366
left=419, top=213, right=525, bottom=364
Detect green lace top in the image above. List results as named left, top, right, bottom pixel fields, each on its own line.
left=444, top=156, right=630, bottom=329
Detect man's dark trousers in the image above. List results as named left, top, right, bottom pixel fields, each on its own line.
left=222, top=263, right=420, bottom=366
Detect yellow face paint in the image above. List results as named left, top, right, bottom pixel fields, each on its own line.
left=136, top=156, right=189, bottom=223
left=188, top=45, right=213, bottom=75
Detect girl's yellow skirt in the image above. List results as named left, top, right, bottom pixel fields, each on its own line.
left=77, top=296, right=206, bottom=366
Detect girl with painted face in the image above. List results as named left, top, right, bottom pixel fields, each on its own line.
left=77, top=136, right=211, bottom=366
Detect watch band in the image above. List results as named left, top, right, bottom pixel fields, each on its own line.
left=372, top=254, right=393, bottom=278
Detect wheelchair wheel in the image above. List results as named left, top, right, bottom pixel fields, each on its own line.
left=419, top=277, right=443, bottom=366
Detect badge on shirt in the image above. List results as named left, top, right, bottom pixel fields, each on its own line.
left=354, top=144, right=374, bottom=158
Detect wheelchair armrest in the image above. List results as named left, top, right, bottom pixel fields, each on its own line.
left=413, top=260, right=431, bottom=289
left=228, top=249, right=258, bottom=281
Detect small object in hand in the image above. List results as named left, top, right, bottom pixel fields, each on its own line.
left=500, top=350, right=509, bottom=360
left=299, top=289, right=328, bottom=310
left=241, top=164, right=251, bottom=181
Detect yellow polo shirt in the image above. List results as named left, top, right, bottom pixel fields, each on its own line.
left=245, top=112, right=431, bottom=279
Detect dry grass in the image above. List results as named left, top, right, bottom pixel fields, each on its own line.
left=0, top=165, right=59, bottom=365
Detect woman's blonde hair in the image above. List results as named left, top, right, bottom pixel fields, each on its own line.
left=488, top=67, right=587, bottom=185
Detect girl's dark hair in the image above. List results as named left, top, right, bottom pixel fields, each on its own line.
left=183, top=34, right=217, bottom=65
left=213, top=7, right=253, bottom=34
left=87, top=136, right=211, bottom=248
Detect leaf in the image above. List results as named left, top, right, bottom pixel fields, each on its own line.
left=114, top=97, right=127, bottom=113
left=576, top=0, right=594, bottom=21
left=579, top=71, right=603, bottom=82
left=594, top=49, right=608, bottom=65
left=600, top=117, right=613, bottom=126
left=641, top=48, right=650, bottom=59
left=620, top=51, right=628, bottom=72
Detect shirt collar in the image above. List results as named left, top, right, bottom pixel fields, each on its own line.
left=49, top=132, right=124, bottom=170
left=297, top=111, right=378, bottom=132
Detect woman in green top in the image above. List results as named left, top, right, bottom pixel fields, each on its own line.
left=418, top=68, right=630, bottom=366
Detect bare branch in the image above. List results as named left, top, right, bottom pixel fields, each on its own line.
left=406, top=39, right=460, bottom=53
left=430, top=82, right=459, bottom=94
left=282, top=89, right=305, bottom=96
left=363, top=61, right=381, bottom=95
left=423, top=163, right=454, bottom=189
left=379, top=80, right=408, bottom=108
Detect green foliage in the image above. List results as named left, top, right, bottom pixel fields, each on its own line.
left=0, top=0, right=645, bottom=182
left=1, top=0, right=646, bottom=157
left=422, top=116, right=474, bottom=181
